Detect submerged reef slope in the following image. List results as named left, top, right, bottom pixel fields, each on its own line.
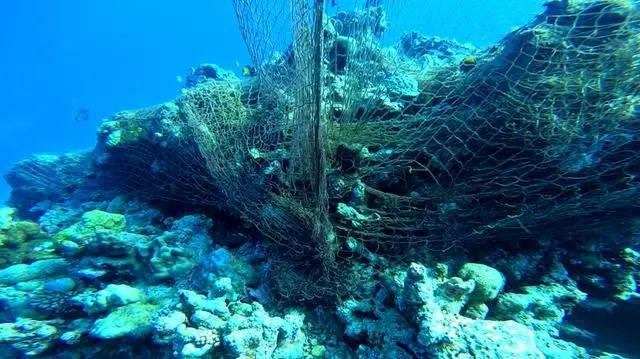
left=2, top=0, right=640, bottom=358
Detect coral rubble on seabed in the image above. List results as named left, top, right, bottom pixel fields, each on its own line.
left=1, top=0, right=640, bottom=358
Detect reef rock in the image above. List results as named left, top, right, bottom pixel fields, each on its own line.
left=0, top=208, right=15, bottom=230
left=193, top=247, right=257, bottom=296
left=5, top=152, right=95, bottom=215
left=0, top=1, right=638, bottom=358
left=150, top=289, right=305, bottom=359
left=224, top=305, right=306, bottom=359
left=400, top=32, right=478, bottom=68
left=73, top=284, right=144, bottom=314
left=447, top=318, right=543, bottom=358
left=458, top=263, right=506, bottom=304
left=0, top=217, right=55, bottom=268
left=0, top=258, right=68, bottom=286
left=90, top=303, right=158, bottom=339
left=338, top=262, right=544, bottom=358
left=54, top=210, right=126, bottom=248
left=43, top=277, right=76, bottom=293
left=185, top=63, right=238, bottom=88
left=0, top=318, right=59, bottom=356
left=173, top=324, right=220, bottom=358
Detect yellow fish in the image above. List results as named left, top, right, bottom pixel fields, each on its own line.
left=242, top=65, right=257, bottom=77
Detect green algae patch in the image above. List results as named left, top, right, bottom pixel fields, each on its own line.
left=81, top=210, right=127, bottom=231
left=0, top=213, right=56, bottom=268
left=98, top=112, right=148, bottom=148
left=54, top=210, right=127, bottom=247
left=5, top=221, right=45, bottom=244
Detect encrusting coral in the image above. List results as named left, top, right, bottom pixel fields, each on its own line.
left=0, top=0, right=639, bottom=358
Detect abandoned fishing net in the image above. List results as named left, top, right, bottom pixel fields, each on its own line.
left=96, top=0, right=640, bottom=301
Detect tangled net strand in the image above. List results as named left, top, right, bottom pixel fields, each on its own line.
left=100, top=0, right=640, bottom=301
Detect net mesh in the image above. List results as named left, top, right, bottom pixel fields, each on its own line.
left=184, top=0, right=341, bottom=299
left=100, top=0, right=640, bottom=301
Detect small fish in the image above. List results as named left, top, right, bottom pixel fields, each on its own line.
left=460, top=56, right=477, bottom=72
left=176, top=75, right=183, bottom=83
left=74, top=108, right=89, bottom=122
left=462, top=56, right=477, bottom=65
left=242, top=65, right=257, bottom=77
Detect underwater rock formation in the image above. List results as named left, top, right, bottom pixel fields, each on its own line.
left=0, top=214, right=55, bottom=268
left=5, top=152, right=97, bottom=216
left=400, top=32, right=478, bottom=69
left=457, top=263, right=506, bottom=304
left=0, top=318, right=59, bottom=356
left=1, top=0, right=639, bottom=358
left=151, top=290, right=306, bottom=358
left=336, top=261, right=546, bottom=358
left=90, top=302, right=158, bottom=340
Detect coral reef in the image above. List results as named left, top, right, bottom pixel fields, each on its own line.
left=336, top=262, right=545, bottom=358
left=0, top=213, right=55, bottom=267
left=400, top=32, right=478, bottom=69
left=0, top=318, right=59, bottom=356
left=151, top=289, right=306, bottom=358
left=1, top=0, right=639, bottom=358
left=90, top=302, right=158, bottom=339
left=5, top=152, right=97, bottom=216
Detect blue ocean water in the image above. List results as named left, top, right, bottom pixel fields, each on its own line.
left=0, top=0, right=544, bottom=202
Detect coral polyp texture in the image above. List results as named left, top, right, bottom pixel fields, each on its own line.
left=1, top=0, right=640, bottom=358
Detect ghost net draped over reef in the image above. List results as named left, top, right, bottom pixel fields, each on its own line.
left=115, top=0, right=640, bottom=301
left=180, top=0, right=337, bottom=300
